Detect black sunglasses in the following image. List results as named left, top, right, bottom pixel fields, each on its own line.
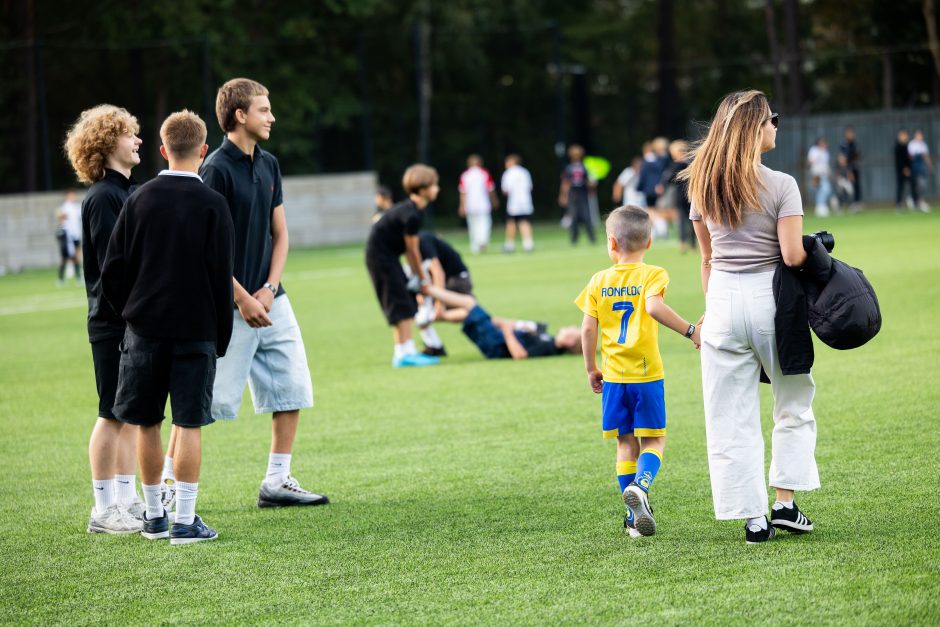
left=767, top=113, right=779, bottom=128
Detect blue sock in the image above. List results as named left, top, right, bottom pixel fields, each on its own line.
left=635, top=448, right=662, bottom=493
left=617, top=460, right=637, bottom=525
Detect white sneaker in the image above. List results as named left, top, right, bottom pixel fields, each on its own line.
left=161, top=477, right=177, bottom=513
left=125, top=497, right=146, bottom=521
left=87, top=504, right=144, bottom=535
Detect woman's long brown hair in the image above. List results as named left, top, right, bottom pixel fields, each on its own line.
left=678, top=90, right=769, bottom=228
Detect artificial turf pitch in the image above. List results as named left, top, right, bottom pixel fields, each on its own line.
left=0, top=210, right=937, bottom=624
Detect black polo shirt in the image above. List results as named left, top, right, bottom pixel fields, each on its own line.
left=419, top=233, right=468, bottom=278
left=200, top=138, right=285, bottom=297
left=81, top=168, right=134, bottom=342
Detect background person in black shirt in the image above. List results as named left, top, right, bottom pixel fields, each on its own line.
left=423, top=285, right=582, bottom=360
left=411, top=231, right=475, bottom=357
left=64, top=104, right=145, bottom=535
left=102, top=110, right=234, bottom=544
left=895, top=129, right=917, bottom=209
left=365, top=164, right=442, bottom=367
left=839, top=126, right=862, bottom=211
left=197, top=78, right=327, bottom=509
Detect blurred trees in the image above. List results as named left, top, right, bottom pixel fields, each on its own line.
left=2, top=0, right=936, bottom=219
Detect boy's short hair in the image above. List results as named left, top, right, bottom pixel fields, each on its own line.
left=567, top=144, right=584, bottom=160
left=467, top=154, right=482, bottom=167
left=505, top=153, right=521, bottom=165
left=215, top=78, right=269, bottom=133
left=64, top=105, right=139, bottom=185
left=160, top=110, right=207, bottom=158
left=607, top=205, right=651, bottom=252
left=376, top=185, right=392, bottom=201
left=402, top=164, right=439, bottom=194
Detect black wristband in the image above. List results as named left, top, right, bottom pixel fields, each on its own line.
left=684, top=323, right=696, bottom=338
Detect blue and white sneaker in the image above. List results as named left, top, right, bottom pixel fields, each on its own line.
left=623, top=507, right=641, bottom=538
left=141, top=510, right=169, bottom=540
left=392, top=353, right=440, bottom=368
left=624, top=483, right=656, bottom=537
left=169, top=515, right=218, bottom=546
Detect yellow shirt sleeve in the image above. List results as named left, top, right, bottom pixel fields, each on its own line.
left=574, top=273, right=598, bottom=318
left=645, top=266, right=670, bottom=298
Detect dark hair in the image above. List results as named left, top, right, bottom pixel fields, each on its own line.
left=376, top=185, right=392, bottom=200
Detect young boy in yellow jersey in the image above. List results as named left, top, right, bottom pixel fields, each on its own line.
left=576, top=205, right=701, bottom=537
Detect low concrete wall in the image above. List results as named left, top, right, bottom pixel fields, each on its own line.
left=0, top=171, right=376, bottom=274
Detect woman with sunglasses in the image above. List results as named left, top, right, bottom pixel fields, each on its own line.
left=680, top=90, right=819, bottom=544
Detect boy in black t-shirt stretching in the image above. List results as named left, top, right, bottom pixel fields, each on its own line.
left=102, top=110, right=234, bottom=545
left=365, top=164, right=441, bottom=367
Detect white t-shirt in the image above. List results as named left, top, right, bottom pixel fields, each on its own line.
left=61, top=200, right=82, bottom=241
left=908, top=138, right=929, bottom=158
left=459, top=166, right=494, bottom=215
left=615, top=166, right=646, bottom=206
left=500, top=165, right=533, bottom=216
left=807, top=145, right=830, bottom=176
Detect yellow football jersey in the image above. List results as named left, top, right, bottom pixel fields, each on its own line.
left=575, top=263, right=670, bottom=383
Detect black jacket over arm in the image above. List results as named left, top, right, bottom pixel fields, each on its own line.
left=769, top=236, right=881, bottom=381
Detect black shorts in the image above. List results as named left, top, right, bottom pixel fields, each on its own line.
left=90, top=337, right=122, bottom=420
left=505, top=214, right=532, bottom=225
left=112, top=328, right=217, bottom=428
left=366, top=254, right=418, bottom=325
left=445, top=273, right=474, bottom=296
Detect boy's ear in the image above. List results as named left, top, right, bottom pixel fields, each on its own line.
left=159, top=145, right=170, bottom=162
left=645, top=238, right=652, bottom=250
left=200, top=144, right=209, bottom=159
left=607, top=234, right=618, bottom=250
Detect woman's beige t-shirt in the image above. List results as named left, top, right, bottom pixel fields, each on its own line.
left=689, top=164, right=804, bottom=273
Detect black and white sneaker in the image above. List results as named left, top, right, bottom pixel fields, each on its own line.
left=745, top=518, right=776, bottom=544
left=770, top=501, right=813, bottom=533
left=623, top=483, right=656, bottom=536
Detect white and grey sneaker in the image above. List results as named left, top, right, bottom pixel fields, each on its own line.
left=623, top=483, right=656, bottom=537
left=87, top=504, right=144, bottom=535
left=770, top=501, right=813, bottom=533
left=161, top=478, right=177, bottom=514
left=125, top=497, right=146, bottom=521
left=257, top=475, right=330, bottom=508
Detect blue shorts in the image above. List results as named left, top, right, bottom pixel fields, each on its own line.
left=601, top=380, right=666, bottom=439
left=461, top=305, right=509, bottom=359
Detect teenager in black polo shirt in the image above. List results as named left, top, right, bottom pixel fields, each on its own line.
left=196, top=78, right=327, bottom=509
left=102, top=110, right=235, bottom=544
left=64, top=104, right=145, bottom=535
left=365, top=165, right=442, bottom=367
left=411, top=231, right=475, bottom=357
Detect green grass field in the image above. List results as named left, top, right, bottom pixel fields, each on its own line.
left=1, top=211, right=938, bottom=625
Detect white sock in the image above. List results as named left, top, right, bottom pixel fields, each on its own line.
left=114, top=474, right=139, bottom=503
left=175, top=481, right=198, bottom=526
left=420, top=326, right=443, bottom=349
left=92, top=479, right=114, bottom=514
left=746, top=516, right=768, bottom=531
left=142, top=484, right=163, bottom=520
left=403, top=339, right=417, bottom=355
left=265, top=453, right=291, bottom=486
left=522, top=239, right=533, bottom=251
left=162, top=456, right=175, bottom=482
left=773, top=500, right=794, bottom=510
left=514, top=320, right=537, bottom=333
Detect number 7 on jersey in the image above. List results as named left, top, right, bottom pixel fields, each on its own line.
left=613, top=301, right=635, bottom=344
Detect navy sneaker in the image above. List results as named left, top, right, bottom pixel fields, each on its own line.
left=169, top=515, right=218, bottom=546
left=141, top=510, right=169, bottom=540
left=623, top=483, right=656, bottom=536
left=623, top=507, right=641, bottom=538
left=770, top=501, right=813, bottom=533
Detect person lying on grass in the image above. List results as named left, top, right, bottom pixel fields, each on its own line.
left=422, top=285, right=581, bottom=360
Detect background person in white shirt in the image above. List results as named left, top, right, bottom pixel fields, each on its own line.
left=807, top=137, right=832, bottom=217
left=612, top=156, right=646, bottom=207
left=500, top=154, right=534, bottom=252
left=60, top=189, right=83, bottom=281
left=908, top=130, right=933, bottom=211
left=459, top=154, right=500, bottom=253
